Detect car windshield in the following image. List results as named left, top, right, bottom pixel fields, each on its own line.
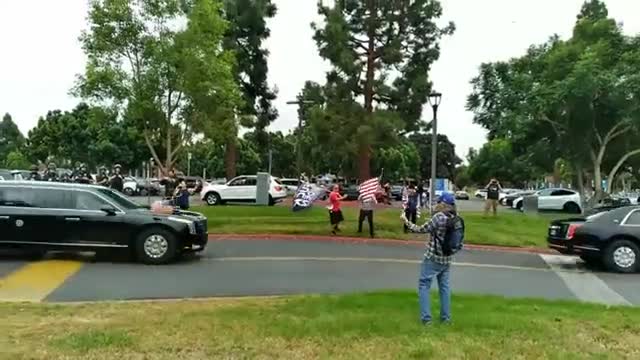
left=96, top=188, right=142, bottom=210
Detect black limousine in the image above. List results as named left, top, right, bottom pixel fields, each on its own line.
left=547, top=206, right=640, bottom=273
left=0, top=181, right=208, bottom=264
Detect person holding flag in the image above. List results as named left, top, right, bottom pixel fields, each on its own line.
left=357, top=176, right=381, bottom=238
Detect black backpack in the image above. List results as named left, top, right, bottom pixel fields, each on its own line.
left=441, top=215, right=465, bottom=256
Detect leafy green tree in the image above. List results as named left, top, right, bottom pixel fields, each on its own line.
left=467, top=139, right=533, bottom=187
left=4, top=150, right=30, bottom=170
left=467, top=0, right=640, bottom=201
left=0, top=113, right=25, bottom=166
left=222, top=0, right=278, bottom=167
left=372, top=142, right=420, bottom=182
left=408, top=132, right=461, bottom=181
left=312, top=0, right=454, bottom=180
left=76, top=0, right=239, bottom=174
left=26, top=103, right=149, bottom=170
left=453, top=165, right=471, bottom=190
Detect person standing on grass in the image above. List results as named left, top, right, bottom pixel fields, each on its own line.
left=402, top=192, right=464, bottom=325
left=329, top=184, right=348, bottom=235
left=357, top=192, right=375, bottom=238
left=404, top=183, right=419, bottom=233
left=484, top=178, right=502, bottom=216
left=417, top=181, right=424, bottom=208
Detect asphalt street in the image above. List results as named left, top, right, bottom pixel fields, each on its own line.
left=0, top=238, right=637, bottom=305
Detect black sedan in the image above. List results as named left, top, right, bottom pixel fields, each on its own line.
left=547, top=206, right=640, bottom=273
left=0, top=181, right=208, bottom=264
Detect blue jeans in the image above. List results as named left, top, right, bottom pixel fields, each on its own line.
left=418, top=257, right=451, bottom=323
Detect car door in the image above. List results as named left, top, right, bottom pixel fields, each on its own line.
left=536, top=189, right=554, bottom=209
left=0, top=186, right=69, bottom=246
left=59, top=189, right=133, bottom=248
left=548, top=189, right=574, bottom=210
left=241, top=177, right=258, bottom=200
left=224, top=177, right=246, bottom=200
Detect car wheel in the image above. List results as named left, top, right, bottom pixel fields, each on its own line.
left=516, top=201, right=523, bottom=211
left=139, top=188, right=148, bottom=197
left=123, top=188, right=135, bottom=196
left=135, top=227, right=178, bottom=265
left=604, top=239, right=639, bottom=273
left=205, top=192, right=221, bottom=206
left=268, top=195, right=275, bottom=206
left=564, top=202, right=581, bottom=214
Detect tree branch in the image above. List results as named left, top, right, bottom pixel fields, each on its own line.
left=606, top=148, right=640, bottom=193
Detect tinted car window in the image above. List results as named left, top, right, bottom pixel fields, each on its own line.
left=245, top=177, right=257, bottom=186
left=96, top=188, right=140, bottom=210
left=551, top=190, right=575, bottom=196
left=624, top=211, right=640, bottom=225
left=0, top=187, right=71, bottom=208
left=73, top=191, right=110, bottom=211
left=229, top=177, right=246, bottom=186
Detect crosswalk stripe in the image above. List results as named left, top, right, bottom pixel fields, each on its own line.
left=0, top=260, right=84, bottom=302
left=540, top=254, right=631, bottom=306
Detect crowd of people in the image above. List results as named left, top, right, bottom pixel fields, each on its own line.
left=26, top=163, right=191, bottom=210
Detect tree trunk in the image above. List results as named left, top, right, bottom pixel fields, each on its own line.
left=606, top=148, right=640, bottom=193
left=575, top=164, right=587, bottom=214
left=358, top=0, right=376, bottom=182
left=224, top=139, right=237, bottom=180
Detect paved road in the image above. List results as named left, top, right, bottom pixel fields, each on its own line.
left=0, top=238, right=638, bottom=305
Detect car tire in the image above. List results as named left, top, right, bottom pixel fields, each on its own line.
left=139, top=188, right=148, bottom=197
left=603, top=239, right=639, bottom=273
left=564, top=202, right=581, bottom=214
left=268, top=195, right=275, bottom=206
left=135, top=227, right=178, bottom=265
left=516, top=201, right=523, bottom=211
left=123, top=188, right=135, bottom=196
left=205, top=192, right=221, bottom=206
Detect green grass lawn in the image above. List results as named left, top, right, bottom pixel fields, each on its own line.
left=2, top=291, right=638, bottom=359
left=197, top=205, right=554, bottom=247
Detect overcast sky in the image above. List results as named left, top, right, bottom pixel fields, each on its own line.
left=1, top=0, right=639, bottom=159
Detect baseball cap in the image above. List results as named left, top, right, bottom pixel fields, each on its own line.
left=438, top=192, right=456, bottom=206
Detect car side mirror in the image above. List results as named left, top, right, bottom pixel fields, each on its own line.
left=100, top=205, right=117, bottom=216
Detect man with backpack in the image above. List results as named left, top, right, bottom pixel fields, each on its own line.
left=402, top=192, right=464, bottom=325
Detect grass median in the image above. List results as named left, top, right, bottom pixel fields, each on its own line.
left=197, top=205, right=553, bottom=248
left=2, top=291, right=638, bottom=359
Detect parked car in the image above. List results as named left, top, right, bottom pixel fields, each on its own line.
left=0, top=181, right=208, bottom=264
left=182, top=176, right=204, bottom=194
left=200, top=175, right=287, bottom=206
left=474, top=189, right=487, bottom=198
left=547, top=206, right=640, bottom=273
left=122, top=177, right=138, bottom=196
left=279, top=178, right=301, bottom=196
left=501, top=190, right=536, bottom=206
left=390, top=185, right=404, bottom=201
left=455, top=191, right=470, bottom=200
left=584, top=197, right=633, bottom=216
left=512, top=188, right=582, bottom=213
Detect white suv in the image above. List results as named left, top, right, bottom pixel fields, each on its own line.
left=201, top=175, right=287, bottom=206
left=512, top=188, right=582, bottom=213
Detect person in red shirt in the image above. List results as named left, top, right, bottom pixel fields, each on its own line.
left=329, top=184, right=348, bottom=235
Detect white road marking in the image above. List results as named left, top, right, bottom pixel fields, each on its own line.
left=540, top=254, right=631, bottom=306
left=209, top=256, right=572, bottom=273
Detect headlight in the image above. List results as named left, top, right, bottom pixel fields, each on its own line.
left=168, top=216, right=196, bottom=234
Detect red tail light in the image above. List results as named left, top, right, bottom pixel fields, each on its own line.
left=567, top=224, right=582, bottom=239
left=275, top=186, right=283, bottom=192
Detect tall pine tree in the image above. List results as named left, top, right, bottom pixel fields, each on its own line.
left=222, top=0, right=278, bottom=178
left=313, top=0, right=454, bottom=180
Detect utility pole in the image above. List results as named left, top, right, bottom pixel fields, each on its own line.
left=286, top=99, right=317, bottom=177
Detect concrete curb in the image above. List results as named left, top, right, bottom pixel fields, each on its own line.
left=207, top=234, right=555, bottom=255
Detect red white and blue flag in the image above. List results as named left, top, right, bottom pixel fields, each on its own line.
left=358, top=177, right=381, bottom=203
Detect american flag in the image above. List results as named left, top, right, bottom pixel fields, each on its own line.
left=358, top=177, right=381, bottom=203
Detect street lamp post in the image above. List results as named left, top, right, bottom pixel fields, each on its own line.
left=286, top=99, right=317, bottom=178
left=428, top=91, right=442, bottom=214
